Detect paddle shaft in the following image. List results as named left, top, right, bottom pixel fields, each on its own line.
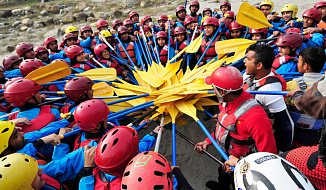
left=127, top=106, right=159, bottom=127
left=152, top=27, right=161, bottom=63
left=207, top=90, right=291, bottom=96
left=175, top=130, right=223, bottom=165
left=106, top=93, right=149, bottom=106
left=154, top=116, right=165, bottom=153
left=137, top=34, right=150, bottom=66
left=108, top=103, right=153, bottom=121
left=61, top=128, right=82, bottom=138
left=116, top=36, right=137, bottom=68
left=172, top=122, right=176, bottom=166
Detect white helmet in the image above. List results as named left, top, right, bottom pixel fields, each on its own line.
left=234, top=152, right=314, bottom=190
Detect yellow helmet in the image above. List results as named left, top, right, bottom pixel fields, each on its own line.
left=0, top=121, right=15, bottom=155
left=201, top=16, right=210, bottom=25
left=260, top=0, right=274, bottom=12
left=0, top=153, right=38, bottom=190
left=100, top=30, right=112, bottom=38
left=65, top=26, right=78, bottom=34
left=281, top=4, right=298, bottom=18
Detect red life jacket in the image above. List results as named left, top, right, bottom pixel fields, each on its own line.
left=60, top=105, right=75, bottom=128
left=214, top=99, right=260, bottom=157
left=43, top=173, right=69, bottom=190
left=73, top=134, right=99, bottom=151
left=118, top=42, right=137, bottom=65
left=199, top=35, right=218, bottom=63
left=177, top=40, right=188, bottom=56
left=9, top=105, right=56, bottom=133
left=155, top=45, right=169, bottom=64
left=285, top=145, right=326, bottom=190
left=243, top=71, right=287, bottom=94
left=72, top=63, right=92, bottom=71
left=93, top=167, right=122, bottom=190
left=98, top=58, right=122, bottom=76
left=272, top=54, right=297, bottom=70
left=49, top=52, right=56, bottom=55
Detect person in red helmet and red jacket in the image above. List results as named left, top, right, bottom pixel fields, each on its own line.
left=15, top=42, right=35, bottom=59
left=94, top=44, right=122, bottom=76
left=249, top=27, right=269, bottom=41
left=157, top=15, right=168, bottom=30
left=175, top=6, right=186, bottom=27
left=80, top=25, right=98, bottom=49
left=154, top=31, right=175, bottom=66
left=78, top=124, right=163, bottom=189
left=2, top=55, right=23, bottom=78
left=65, top=45, right=95, bottom=73
left=111, top=19, right=123, bottom=32
left=129, top=11, right=141, bottom=32
left=315, top=1, right=326, bottom=27
left=213, top=1, right=232, bottom=19
left=174, top=26, right=190, bottom=61
left=227, top=20, right=246, bottom=39
left=44, top=37, right=60, bottom=55
left=195, top=65, right=277, bottom=190
left=189, top=1, right=202, bottom=25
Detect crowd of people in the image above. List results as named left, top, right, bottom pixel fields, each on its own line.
left=0, top=0, right=326, bottom=189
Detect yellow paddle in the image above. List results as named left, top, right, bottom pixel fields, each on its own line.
left=25, top=61, right=71, bottom=84
left=74, top=68, right=117, bottom=81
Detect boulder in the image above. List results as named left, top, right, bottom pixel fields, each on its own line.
left=55, top=3, right=65, bottom=9
left=76, top=2, right=89, bottom=11
left=33, top=21, right=46, bottom=28
left=60, top=7, right=72, bottom=14
left=26, top=28, right=35, bottom=33
left=94, top=12, right=109, bottom=19
left=20, top=26, right=28, bottom=31
left=45, top=17, right=54, bottom=24
left=86, top=17, right=95, bottom=23
left=0, top=10, right=12, bottom=18
left=11, top=9, right=24, bottom=16
left=49, top=5, right=60, bottom=14
left=6, top=45, right=15, bottom=52
left=53, top=18, right=60, bottom=25
left=83, top=7, right=91, bottom=12
left=40, top=10, right=48, bottom=16
left=64, top=15, right=75, bottom=23
left=24, top=9, right=34, bottom=15
left=12, top=21, right=21, bottom=27
left=22, top=18, right=33, bottom=27
left=113, top=9, right=122, bottom=18
left=0, top=34, right=4, bottom=40
left=90, top=22, right=96, bottom=27
left=74, top=12, right=88, bottom=22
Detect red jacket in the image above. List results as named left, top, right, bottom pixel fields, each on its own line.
left=205, top=91, right=277, bottom=157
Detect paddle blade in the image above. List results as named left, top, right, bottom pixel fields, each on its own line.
left=159, top=59, right=182, bottom=80
left=237, top=2, right=273, bottom=29
left=25, top=61, right=71, bottom=84
left=136, top=70, right=164, bottom=88
left=75, top=68, right=117, bottom=81
left=93, top=82, right=114, bottom=97
left=167, top=105, right=179, bottom=123
left=175, top=101, right=198, bottom=121
left=215, top=39, right=255, bottom=54
left=186, top=32, right=203, bottom=53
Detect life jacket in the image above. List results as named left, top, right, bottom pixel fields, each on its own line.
left=317, top=20, right=326, bottom=29
left=0, top=103, right=8, bottom=113
left=43, top=173, right=69, bottom=190
left=215, top=99, right=260, bottom=157
left=243, top=71, right=287, bottom=96
left=118, top=42, right=137, bottom=65
left=285, top=145, right=326, bottom=190
left=288, top=77, right=324, bottom=130
left=73, top=134, right=100, bottom=151
left=72, top=62, right=92, bottom=71
left=156, top=45, right=169, bottom=64
left=60, top=105, right=75, bottom=128
left=49, top=52, right=56, bottom=55
left=177, top=40, right=188, bottom=56
left=199, top=35, right=218, bottom=63
left=99, top=59, right=122, bottom=76
left=9, top=106, right=56, bottom=133
left=175, top=19, right=184, bottom=26
left=272, top=54, right=297, bottom=70
left=93, top=167, right=122, bottom=190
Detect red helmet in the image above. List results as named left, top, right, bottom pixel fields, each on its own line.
left=203, top=8, right=212, bottom=15
left=15, top=43, right=33, bottom=57
left=205, top=66, right=243, bottom=91
left=4, top=77, right=24, bottom=89
left=141, top=15, right=152, bottom=25
left=175, top=6, right=186, bottom=15
left=174, top=26, right=187, bottom=35
left=65, top=45, right=83, bottom=59
left=43, top=37, right=57, bottom=48
left=184, top=16, right=196, bottom=26
left=158, top=15, right=168, bottom=22
left=64, top=76, right=94, bottom=102
left=229, top=21, right=245, bottom=30
left=96, top=19, right=109, bottom=29
left=74, top=99, right=109, bottom=131
left=220, top=1, right=231, bottom=9
left=141, top=25, right=151, bottom=34
left=123, top=19, right=134, bottom=26
left=95, top=126, right=139, bottom=176
left=250, top=27, right=268, bottom=35
left=285, top=27, right=302, bottom=33
left=4, top=79, right=42, bottom=107
left=80, top=25, right=93, bottom=34
left=129, top=11, right=139, bottom=19
left=203, top=17, right=219, bottom=27
left=118, top=26, right=129, bottom=35
left=112, top=19, right=123, bottom=28
left=224, top=11, right=235, bottom=19
left=121, top=151, right=173, bottom=190
left=62, top=33, right=77, bottom=43
left=190, top=1, right=200, bottom=9
left=302, top=8, right=322, bottom=23
left=34, top=46, right=48, bottom=56
left=94, top=44, right=108, bottom=59
left=314, top=2, right=326, bottom=9
left=19, top=59, right=44, bottom=76
left=276, top=32, right=303, bottom=48
left=156, top=31, right=168, bottom=39
left=51, top=59, right=69, bottom=66
left=3, top=55, right=22, bottom=71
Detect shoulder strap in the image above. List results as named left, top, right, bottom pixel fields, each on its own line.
left=294, top=77, right=308, bottom=90
left=234, top=99, right=260, bottom=119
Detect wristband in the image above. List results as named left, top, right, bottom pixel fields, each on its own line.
left=150, top=131, right=158, bottom=138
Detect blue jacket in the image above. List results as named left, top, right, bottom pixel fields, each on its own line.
left=5, top=69, right=22, bottom=78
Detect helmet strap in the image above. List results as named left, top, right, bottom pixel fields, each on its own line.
left=213, top=85, right=229, bottom=105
